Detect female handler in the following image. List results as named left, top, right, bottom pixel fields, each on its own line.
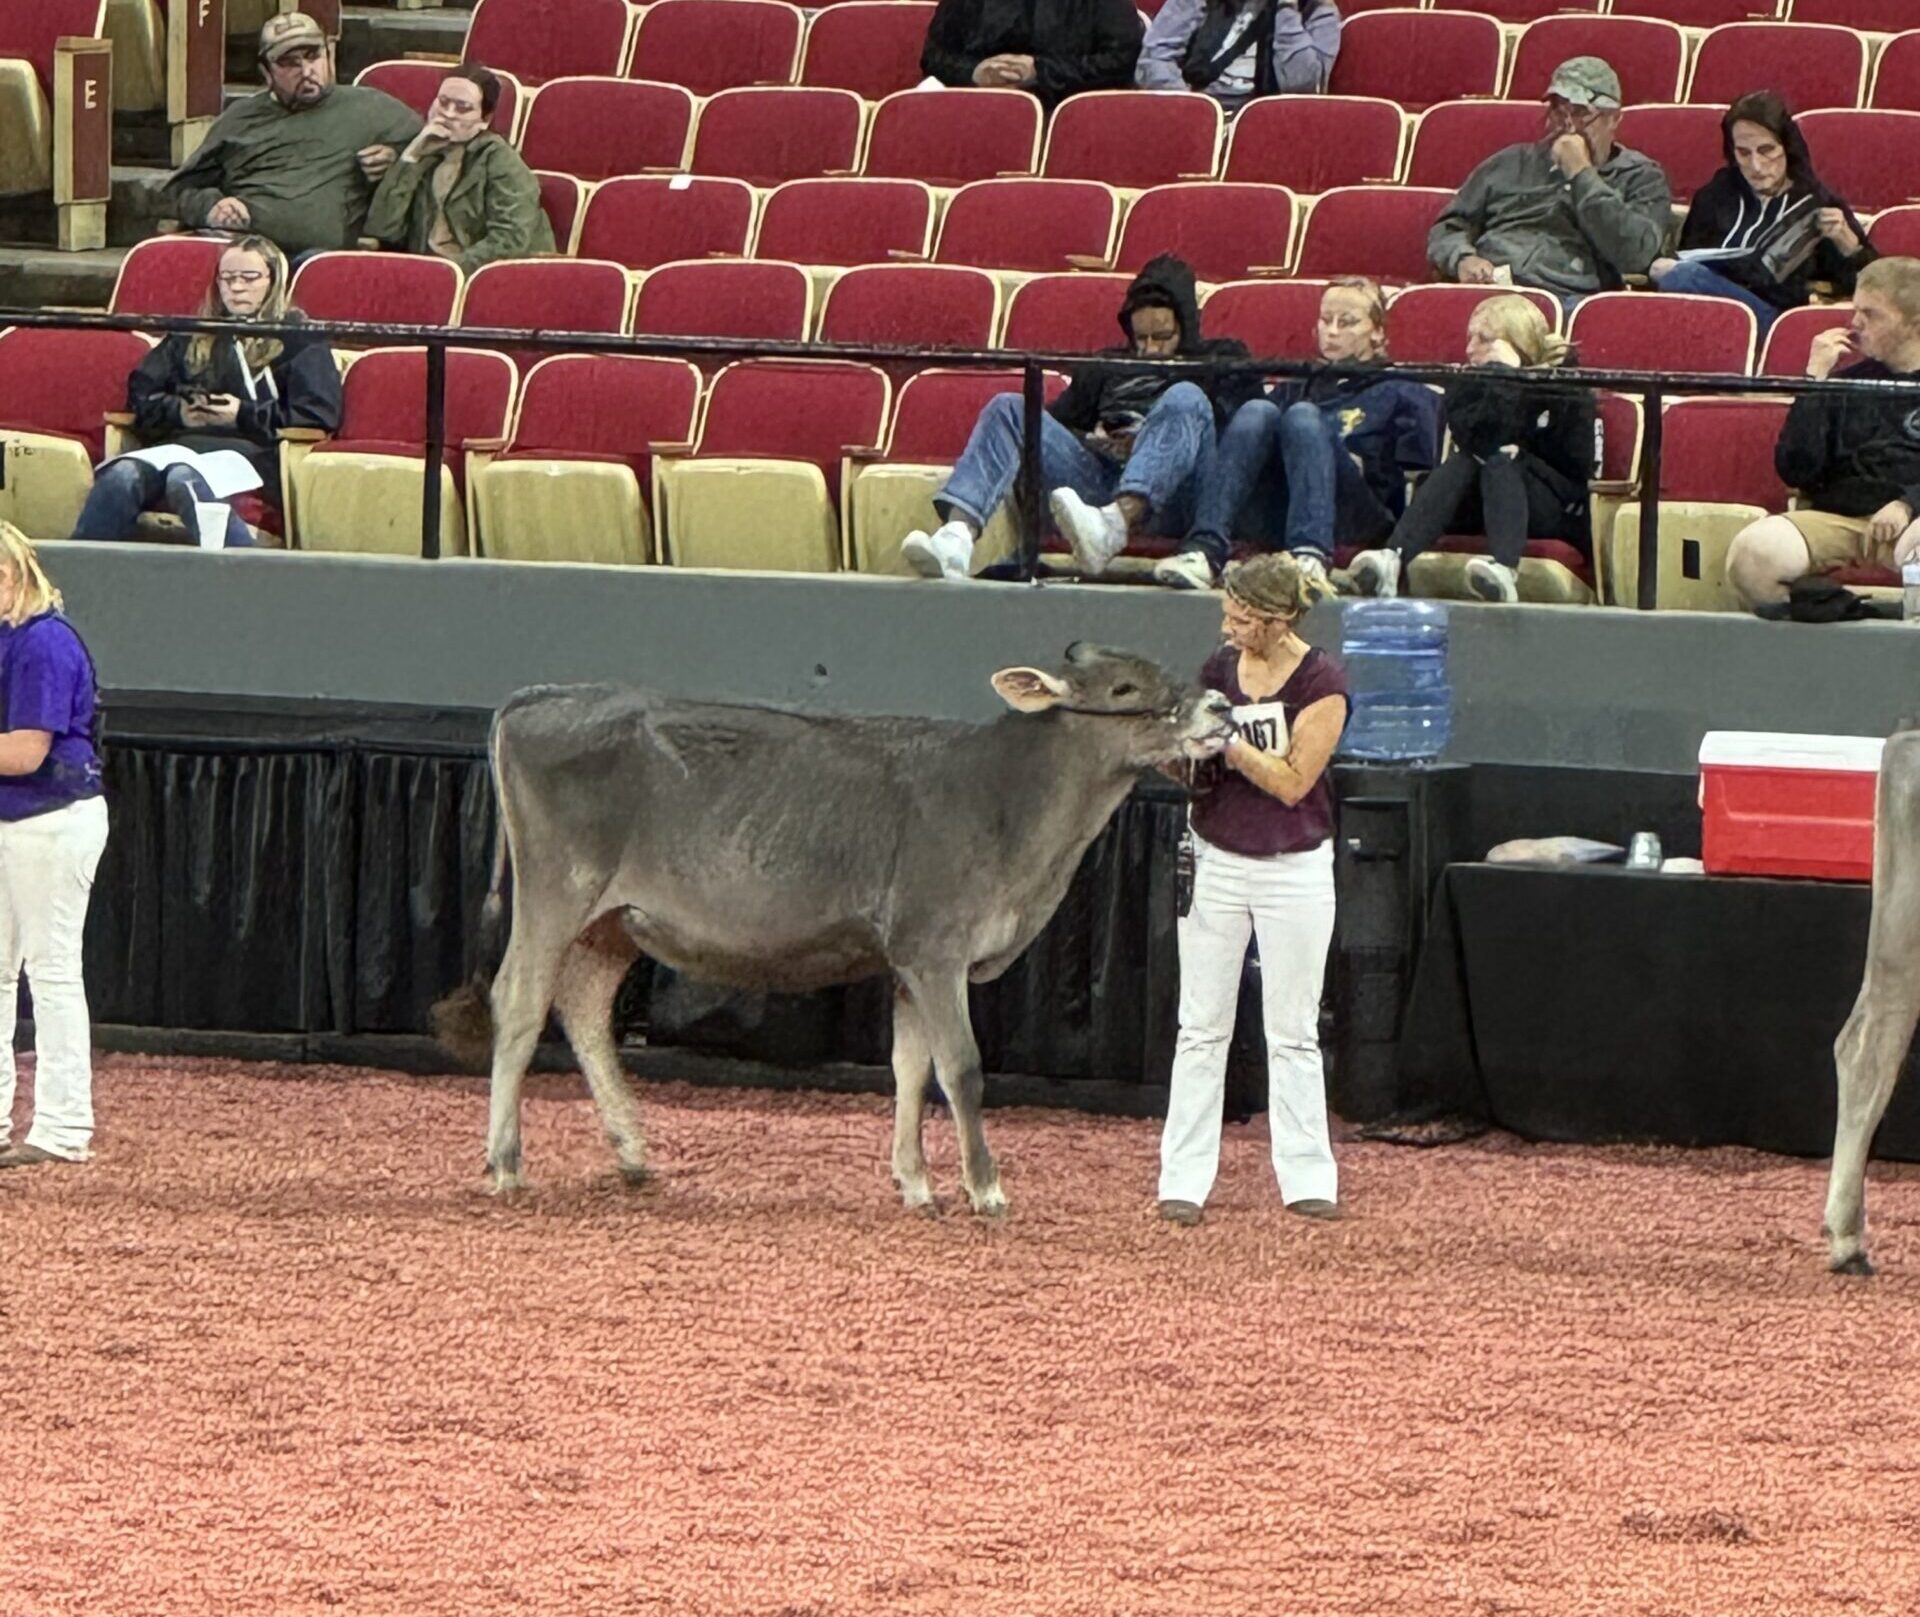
left=1159, top=552, right=1347, bottom=1225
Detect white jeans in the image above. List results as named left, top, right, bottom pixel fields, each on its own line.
left=0, top=795, right=109, bottom=1159
left=1160, top=837, right=1338, bottom=1207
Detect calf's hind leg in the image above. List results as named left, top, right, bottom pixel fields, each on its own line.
left=553, top=917, right=652, bottom=1186
left=902, top=967, right=1005, bottom=1216
left=890, top=983, right=936, bottom=1212
left=1826, top=966, right=1920, bottom=1275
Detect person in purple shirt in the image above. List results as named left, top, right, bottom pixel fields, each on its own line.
left=1159, top=552, right=1347, bottom=1226
left=0, top=524, right=108, bottom=1169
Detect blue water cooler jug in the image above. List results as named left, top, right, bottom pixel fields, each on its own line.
left=1338, top=600, right=1452, bottom=762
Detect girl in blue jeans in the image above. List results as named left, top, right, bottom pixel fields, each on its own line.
left=1156, top=279, right=1441, bottom=591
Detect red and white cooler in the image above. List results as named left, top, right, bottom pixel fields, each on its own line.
left=1698, top=731, right=1884, bottom=881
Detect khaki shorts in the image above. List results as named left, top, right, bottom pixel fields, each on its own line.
left=1782, top=508, right=1919, bottom=572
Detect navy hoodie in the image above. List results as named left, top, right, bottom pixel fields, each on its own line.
left=1272, top=365, right=1442, bottom=517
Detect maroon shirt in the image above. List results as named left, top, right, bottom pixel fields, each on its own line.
left=1189, top=644, right=1349, bottom=858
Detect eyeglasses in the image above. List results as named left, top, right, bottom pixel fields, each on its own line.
left=218, top=272, right=269, bottom=287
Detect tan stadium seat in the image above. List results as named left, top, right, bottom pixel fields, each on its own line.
left=0, top=3, right=111, bottom=248
left=472, top=355, right=701, bottom=566
left=0, top=326, right=152, bottom=541
left=656, top=358, right=889, bottom=572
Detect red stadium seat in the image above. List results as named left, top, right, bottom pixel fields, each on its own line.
left=288, top=252, right=462, bottom=329
left=1293, top=186, right=1451, bottom=283
left=462, top=0, right=634, bottom=84
left=657, top=357, right=891, bottom=570
left=535, top=172, right=586, bottom=253
left=1868, top=33, right=1920, bottom=113
left=1329, top=10, right=1503, bottom=112
left=1619, top=0, right=1779, bottom=25
left=473, top=354, right=703, bottom=565
left=1200, top=279, right=1329, bottom=360
left=1758, top=304, right=1853, bottom=378
left=356, top=62, right=526, bottom=140
left=1431, top=0, right=1600, bottom=18
left=1384, top=284, right=1560, bottom=366
left=1796, top=110, right=1920, bottom=213
left=1791, top=0, right=1912, bottom=31
left=1687, top=24, right=1867, bottom=114
left=862, top=88, right=1041, bottom=187
left=458, top=258, right=633, bottom=366
left=0, top=326, right=152, bottom=540
left=800, top=2, right=936, bottom=100
left=1114, top=183, right=1297, bottom=284
left=1507, top=17, right=1686, bottom=107
left=816, top=264, right=1000, bottom=350
left=934, top=179, right=1120, bottom=275
left=627, top=0, right=804, bottom=96
left=1040, top=91, right=1222, bottom=190
left=1406, top=101, right=1547, bottom=192
left=1868, top=204, right=1920, bottom=257
left=291, top=347, right=518, bottom=556
left=108, top=234, right=224, bottom=316
left=517, top=78, right=696, bottom=180
left=689, top=86, right=863, bottom=186
left=752, top=178, right=935, bottom=267
left=1220, top=96, right=1405, bottom=194
left=0, top=0, right=107, bottom=216
left=574, top=175, right=756, bottom=269
left=1616, top=104, right=1726, bottom=207
left=631, top=259, right=814, bottom=343
left=1567, top=290, right=1756, bottom=374
left=999, top=273, right=1135, bottom=354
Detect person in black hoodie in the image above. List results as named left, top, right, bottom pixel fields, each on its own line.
left=1348, top=293, right=1594, bottom=604
left=1651, top=92, right=1876, bottom=333
left=902, top=255, right=1258, bottom=580
left=1726, top=256, right=1920, bottom=611
left=920, top=0, right=1143, bottom=107
left=1158, top=278, right=1441, bottom=591
left=70, top=236, right=341, bottom=549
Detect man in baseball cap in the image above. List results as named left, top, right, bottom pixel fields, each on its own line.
left=1428, top=55, right=1671, bottom=300
left=161, top=13, right=422, bottom=258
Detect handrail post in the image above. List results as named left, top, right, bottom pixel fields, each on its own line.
left=421, top=339, right=447, bottom=561
left=1634, top=381, right=1663, bottom=611
left=1018, top=357, right=1044, bottom=581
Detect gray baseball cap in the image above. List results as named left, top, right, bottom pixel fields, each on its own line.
left=1545, top=56, right=1623, bottom=110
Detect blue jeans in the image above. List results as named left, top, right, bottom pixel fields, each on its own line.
left=70, top=460, right=256, bottom=548
left=1651, top=258, right=1780, bottom=334
left=936, top=382, right=1215, bottom=536
left=1186, top=399, right=1392, bottom=573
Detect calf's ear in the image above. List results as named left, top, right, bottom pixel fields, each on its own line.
left=990, top=667, right=1071, bottom=712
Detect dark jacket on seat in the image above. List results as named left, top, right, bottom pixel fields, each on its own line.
left=1049, top=254, right=1259, bottom=434
left=1776, top=357, right=1920, bottom=518
left=1441, top=369, right=1595, bottom=514
left=921, top=0, right=1144, bottom=107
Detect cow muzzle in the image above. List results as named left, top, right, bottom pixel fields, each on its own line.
left=1180, top=691, right=1235, bottom=759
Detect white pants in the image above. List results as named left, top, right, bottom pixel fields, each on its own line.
left=1159, top=837, right=1338, bottom=1207
left=0, top=796, right=109, bottom=1160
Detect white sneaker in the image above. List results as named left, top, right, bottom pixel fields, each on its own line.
left=900, top=519, right=974, bottom=581
left=1050, top=487, right=1129, bottom=576
left=1465, top=556, right=1519, bottom=603
left=1152, top=549, right=1216, bottom=591
left=1294, top=552, right=1330, bottom=593
left=1348, top=548, right=1400, bottom=598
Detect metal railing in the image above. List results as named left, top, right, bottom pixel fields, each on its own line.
left=8, top=302, right=1920, bottom=608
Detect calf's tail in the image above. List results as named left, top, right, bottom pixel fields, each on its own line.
left=431, top=727, right=513, bottom=1071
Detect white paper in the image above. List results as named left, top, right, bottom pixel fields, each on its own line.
left=913, top=75, right=944, bottom=91
left=98, top=443, right=263, bottom=500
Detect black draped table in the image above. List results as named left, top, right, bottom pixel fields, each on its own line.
left=1395, top=862, right=1920, bottom=1161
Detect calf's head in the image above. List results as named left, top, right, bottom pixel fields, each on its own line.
left=990, top=642, right=1233, bottom=765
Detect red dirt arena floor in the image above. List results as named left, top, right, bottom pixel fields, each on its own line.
left=4, top=1053, right=1920, bottom=1616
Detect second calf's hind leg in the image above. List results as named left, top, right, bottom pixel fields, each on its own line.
left=553, top=923, right=651, bottom=1185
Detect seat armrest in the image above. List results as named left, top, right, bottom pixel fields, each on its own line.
left=104, top=411, right=135, bottom=427
left=279, top=427, right=328, bottom=444
left=1064, top=253, right=1115, bottom=272
left=1590, top=478, right=1638, bottom=497
left=649, top=440, right=696, bottom=457
left=466, top=436, right=509, bottom=454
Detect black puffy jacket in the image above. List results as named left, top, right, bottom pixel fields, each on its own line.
left=920, top=0, right=1142, bottom=107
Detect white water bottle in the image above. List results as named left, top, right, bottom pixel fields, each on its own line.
left=1904, top=562, right=1920, bottom=623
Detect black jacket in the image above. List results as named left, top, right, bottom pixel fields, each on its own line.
left=1441, top=369, right=1595, bottom=513
left=1048, top=254, right=1258, bottom=435
left=1776, top=358, right=1920, bottom=519
left=128, top=322, right=343, bottom=494
left=1678, top=170, right=1876, bottom=312
left=921, top=0, right=1142, bottom=107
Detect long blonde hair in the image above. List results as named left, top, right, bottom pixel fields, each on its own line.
left=0, top=522, right=65, bottom=626
left=187, top=235, right=293, bottom=378
left=1471, top=293, right=1571, bottom=368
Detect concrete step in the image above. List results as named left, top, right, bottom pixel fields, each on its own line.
left=0, top=246, right=124, bottom=312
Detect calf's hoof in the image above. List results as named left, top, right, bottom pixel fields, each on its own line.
left=618, top=1162, right=655, bottom=1189
left=487, top=1166, right=525, bottom=1196
left=1831, top=1249, right=1875, bottom=1277
left=969, top=1182, right=1009, bottom=1219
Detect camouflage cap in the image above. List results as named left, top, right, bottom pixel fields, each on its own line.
left=1545, top=56, right=1623, bottom=110
left=259, top=11, right=327, bottom=62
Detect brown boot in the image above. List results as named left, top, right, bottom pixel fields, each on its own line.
left=1158, top=1199, right=1204, bottom=1226
left=1287, top=1198, right=1340, bottom=1221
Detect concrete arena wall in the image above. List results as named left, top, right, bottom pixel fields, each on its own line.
left=45, top=542, right=1920, bottom=774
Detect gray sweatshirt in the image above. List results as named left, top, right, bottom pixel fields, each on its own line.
left=1136, top=0, right=1340, bottom=102
left=1427, top=140, right=1673, bottom=297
